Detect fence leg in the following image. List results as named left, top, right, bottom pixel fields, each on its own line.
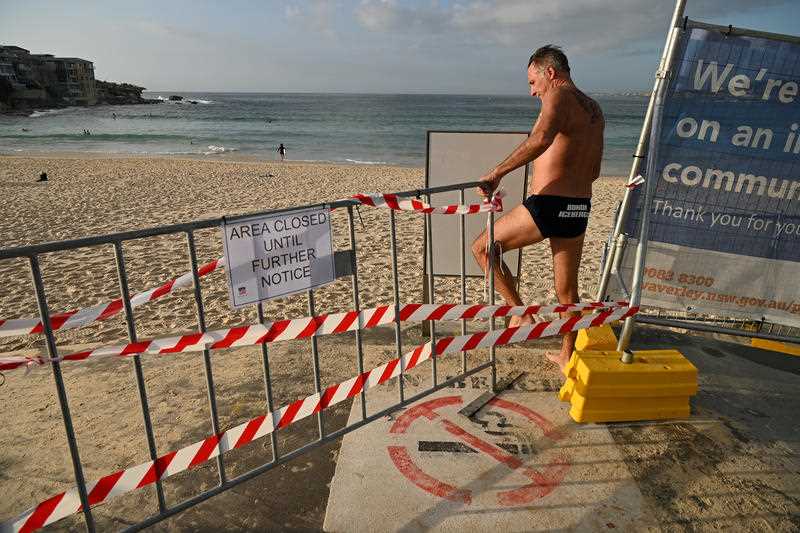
left=257, top=303, right=280, bottom=460
left=186, top=231, right=226, bottom=484
left=29, top=255, right=96, bottom=532
left=113, top=241, right=167, bottom=512
left=425, top=194, right=437, bottom=386
left=346, top=206, right=368, bottom=419
left=488, top=210, right=497, bottom=390
left=307, top=290, right=326, bottom=439
left=459, top=189, right=468, bottom=374
left=389, top=209, right=405, bottom=402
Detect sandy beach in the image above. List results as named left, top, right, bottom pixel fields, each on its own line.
left=0, top=154, right=628, bottom=528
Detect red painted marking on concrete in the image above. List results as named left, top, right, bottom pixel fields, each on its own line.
left=387, top=446, right=472, bottom=504
left=487, top=397, right=565, bottom=441
left=496, top=456, right=571, bottom=506
left=386, top=394, right=571, bottom=507
left=437, top=418, right=572, bottom=506
left=389, top=396, right=462, bottom=434
left=439, top=418, right=526, bottom=471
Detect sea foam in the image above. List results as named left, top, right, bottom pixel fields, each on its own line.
left=29, top=107, right=76, bottom=118
left=203, top=145, right=238, bottom=155
left=345, top=158, right=388, bottom=165
left=155, top=96, right=214, bottom=105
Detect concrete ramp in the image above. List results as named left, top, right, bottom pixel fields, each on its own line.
left=324, top=377, right=656, bottom=532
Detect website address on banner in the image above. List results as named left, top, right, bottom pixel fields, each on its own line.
left=642, top=282, right=800, bottom=315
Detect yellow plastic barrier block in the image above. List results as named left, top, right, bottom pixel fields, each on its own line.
left=566, top=392, right=690, bottom=423
left=559, top=349, right=698, bottom=423
left=751, top=338, right=800, bottom=356
left=575, top=324, right=618, bottom=351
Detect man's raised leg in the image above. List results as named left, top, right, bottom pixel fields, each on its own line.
left=471, top=204, right=544, bottom=326
left=547, top=233, right=585, bottom=371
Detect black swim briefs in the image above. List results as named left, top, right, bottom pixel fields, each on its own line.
left=523, top=194, right=591, bottom=238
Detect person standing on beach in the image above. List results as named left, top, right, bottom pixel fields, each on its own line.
left=472, top=45, right=604, bottom=371
left=277, top=143, right=287, bottom=161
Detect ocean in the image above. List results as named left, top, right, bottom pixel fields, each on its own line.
left=0, top=92, right=648, bottom=175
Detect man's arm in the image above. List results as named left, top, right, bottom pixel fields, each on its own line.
left=478, top=91, right=569, bottom=193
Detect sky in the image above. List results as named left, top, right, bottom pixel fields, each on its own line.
left=1, top=0, right=799, bottom=94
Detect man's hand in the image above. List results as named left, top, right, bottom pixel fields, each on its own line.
left=477, top=170, right=500, bottom=198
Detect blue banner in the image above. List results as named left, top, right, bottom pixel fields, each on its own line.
left=625, top=27, right=800, bottom=262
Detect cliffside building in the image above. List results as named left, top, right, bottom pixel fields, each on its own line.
left=0, top=45, right=97, bottom=105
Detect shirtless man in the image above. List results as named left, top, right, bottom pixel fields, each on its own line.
left=472, top=45, right=604, bottom=371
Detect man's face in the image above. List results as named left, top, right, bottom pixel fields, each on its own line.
left=527, top=63, right=550, bottom=99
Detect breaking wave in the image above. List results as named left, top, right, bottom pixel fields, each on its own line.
left=345, top=158, right=388, bottom=165
left=29, top=107, right=78, bottom=118
left=203, top=145, right=238, bottom=155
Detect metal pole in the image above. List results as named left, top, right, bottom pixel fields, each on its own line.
left=596, top=0, right=688, bottom=301
left=257, top=302, right=280, bottom=460
left=307, top=289, right=325, bottom=439
left=610, top=234, right=631, bottom=299
left=186, top=231, right=226, bottom=483
left=617, top=24, right=684, bottom=356
left=595, top=234, right=619, bottom=302
left=346, top=206, right=367, bottom=419
left=596, top=233, right=628, bottom=301
left=425, top=194, right=437, bottom=386
left=113, top=241, right=167, bottom=512
left=389, top=209, right=405, bottom=402
left=28, top=255, right=96, bottom=532
left=488, top=209, right=497, bottom=390
left=459, top=189, right=468, bottom=374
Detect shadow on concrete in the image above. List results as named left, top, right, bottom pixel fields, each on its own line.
left=602, top=324, right=800, bottom=531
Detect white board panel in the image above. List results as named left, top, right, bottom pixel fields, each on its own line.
left=426, top=131, right=529, bottom=277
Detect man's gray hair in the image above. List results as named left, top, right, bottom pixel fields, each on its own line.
left=528, top=45, right=570, bottom=74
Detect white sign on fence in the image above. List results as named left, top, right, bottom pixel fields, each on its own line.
left=222, top=206, right=335, bottom=308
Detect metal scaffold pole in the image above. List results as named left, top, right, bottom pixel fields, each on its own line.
left=595, top=0, right=688, bottom=304
left=616, top=0, right=688, bottom=356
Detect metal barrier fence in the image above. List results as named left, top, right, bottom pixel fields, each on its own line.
left=0, top=181, right=506, bottom=531
left=593, top=0, right=800, bottom=348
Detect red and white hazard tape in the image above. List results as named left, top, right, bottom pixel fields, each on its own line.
left=350, top=192, right=502, bottom=215
left=0, top=258, right=226, bottom=339
left=3, top=304, right=637, bottom=532
left=626, top=174, right=645, bottom=189
left=0, top=301, right=628, bottom=372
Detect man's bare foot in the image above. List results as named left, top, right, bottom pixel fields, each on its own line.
left=545, top=348, right=572, bottom=373
left=508, top=314, right=535, bottom=328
